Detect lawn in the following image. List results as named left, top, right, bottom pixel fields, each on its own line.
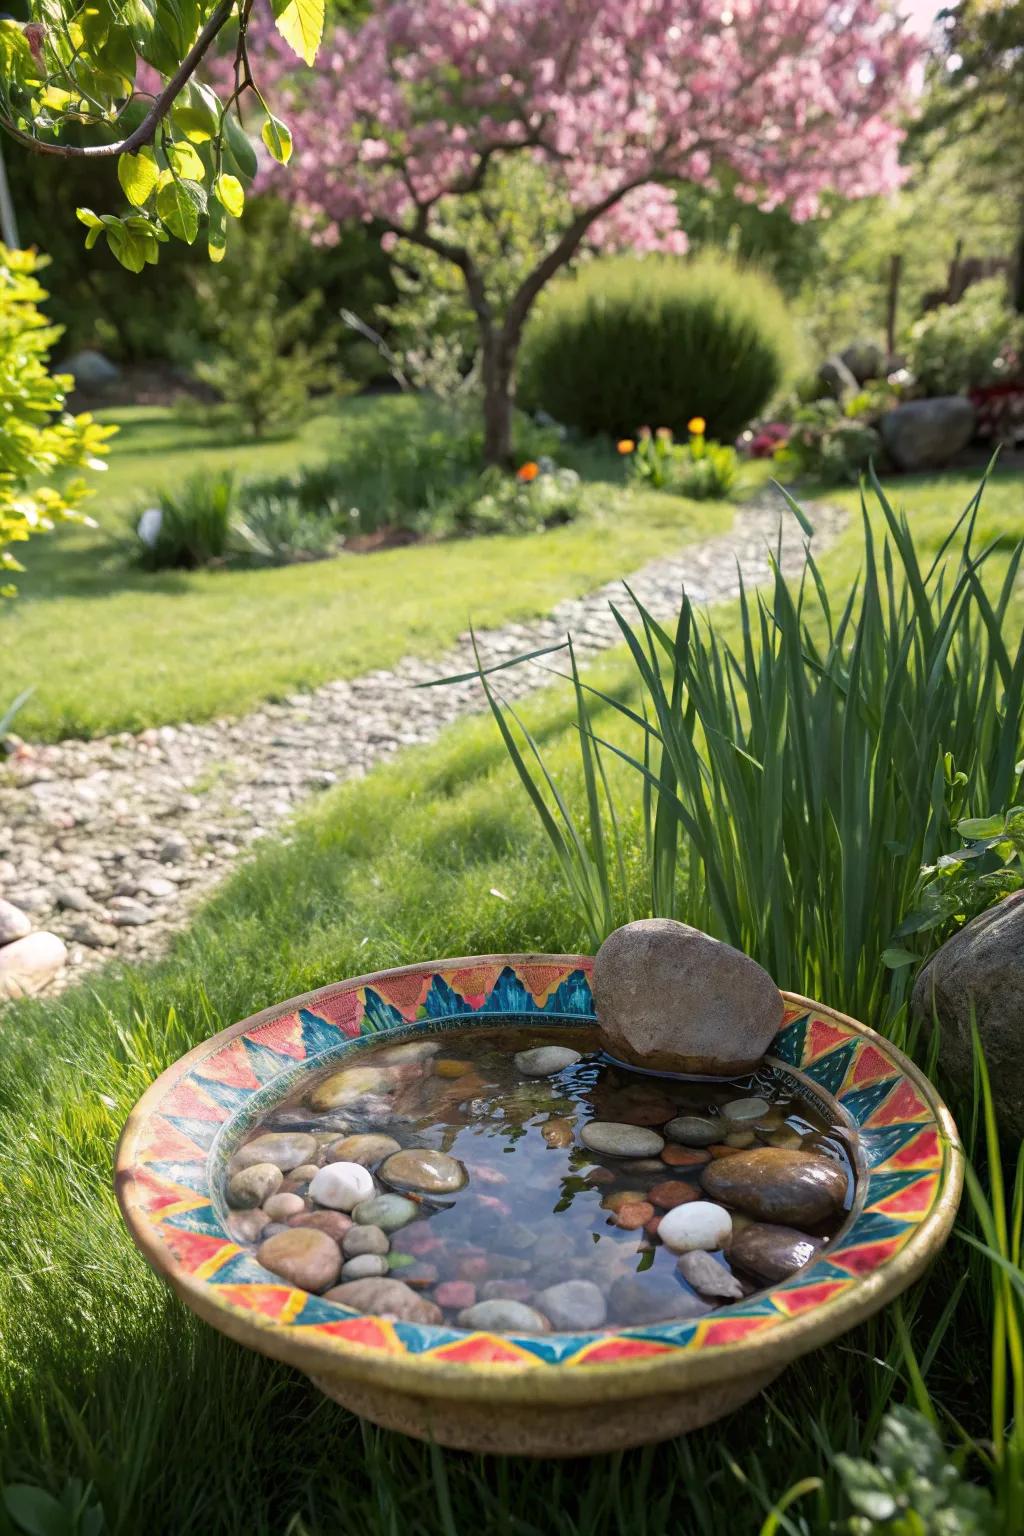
left=2, top=396, right=741, bottom=742
left=1, top=467, right=1020, bottom=1533
left=0, top=683, right=992, bottom=1536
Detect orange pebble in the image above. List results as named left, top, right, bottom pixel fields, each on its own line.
left=601, top=1188, right=648, bottom=1213
left=434, top=1060, right=472, bottom=1078
left=649, top=1179, right=700, bottom=1209
left=614, top=1201, right=655, bottom=1230
left=661, top=1144, right=711, bottom=1168
left=708, top=1143, right=744, bottom=1158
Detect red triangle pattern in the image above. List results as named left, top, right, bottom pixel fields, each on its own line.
left=870, top=1174, right=939, bottom=1219
left=576, top=1337, right=676, bottom=1364
left=306, top=988, right=362, bottom=1036
left=140, top=1120, right=207, bottom=1165
left=878, top=1127, right=942, bottom=1172
left=514, top=963, right=571, bottom=1005
left=432, top=1335, right=535, bottom=1366
left=865, top=1079, right=931, bottom=1129
left=306, top=1316, right=401, bottom=1352
left=162, top=1228, right=235, bottom=1274
left=695, top=1315, right=781, bottom=1348
left=844, top=1042, right=895, bottom=1090
left=447, top=965, right=502, bottom=1001
left=131, top=1163, right=200, bottom=1214
left=160, top=1078, right=229, bottom=1123
left=803, top=1017, right=855, bottom=1064
left=374, top=972, right=430, bottom=1017
left=196, top=1037, right=262, bottom=1091
left=216, top=1284, right=303, bottom=1321
left=829, top=1236, right=905, bottom=1276
left=247, top=1012, right=307, bottom=1060
left=771, top=1280, right=851, bottom=1316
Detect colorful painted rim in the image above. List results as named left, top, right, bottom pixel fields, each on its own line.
left=116, top=955, right=963, bottom=1406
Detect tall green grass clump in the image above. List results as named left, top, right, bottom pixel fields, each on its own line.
left=520, top=254, right=798, bottom=443
left=466, top=471, right=1024, bottom=1034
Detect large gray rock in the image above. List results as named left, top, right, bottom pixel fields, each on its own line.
left=840, top=339, right=885, bottom=385
left=817, top=355, right=859, bottom=401
left=912, top=892, right=1024, bottom=1137
left=591, top=919, right=784, bottom=1075
left=880, top=397, right=975, bottom=472
left=59, top=349, right=120, bottom=390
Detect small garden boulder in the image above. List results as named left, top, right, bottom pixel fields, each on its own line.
left=591, top=919, right=784, bottom=1075
left=912, top=891, right=1024, bottom=1138
left=879, top=396, right=975, bottom=471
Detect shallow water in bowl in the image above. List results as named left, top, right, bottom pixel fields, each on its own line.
left=225, top=1022, right=857, bottom=1333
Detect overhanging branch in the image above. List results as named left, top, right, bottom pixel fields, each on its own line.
left=0, top=0, right=237, bottom=160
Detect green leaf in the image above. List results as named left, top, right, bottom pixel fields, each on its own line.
left=271, top=0, right=324, bottom=64
left=166, top=141, right=205, bottom=181
left=75, top=207, right=102, bottom=229
left=214, top=173, right=244, bottom=218
left=957, top=815, right=1005, bottom=839
left=223, top=112, right=258, bottom=179
left=155, top=178, right=206, bottom=244
left=261, top=112, right=293, bottom=165
left=117, top=149, right=159, bottom=208
left=208, top=199, right=227, bottom=263
left=881, top=947, right=918, bottom=969
left=3, top=1484, right=69, bottom=1536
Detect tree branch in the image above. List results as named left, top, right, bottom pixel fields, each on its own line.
left=0, top=0, right=237, bottom=160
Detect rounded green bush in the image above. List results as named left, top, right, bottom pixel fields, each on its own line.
left=520, top=253, right=798, bottom=441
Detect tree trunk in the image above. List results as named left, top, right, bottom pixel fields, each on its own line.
left=481, top=331, right=516, bottom=467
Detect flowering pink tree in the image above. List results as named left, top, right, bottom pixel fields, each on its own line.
left=274, top=0, right=917, bottom=464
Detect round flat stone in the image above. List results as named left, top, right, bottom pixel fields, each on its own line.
left=664, top=1116, right=720, bottom=1147
left=456, top=1299, right=549, bottom=1333
left=534, top=1280, right=607, bottom=1330
left=657, top=1200, right=733, bottom=1253
left=701, top=1147, right=847, bottom=1226
left=677, top=1249, right=744, bottom=1299
left=308, top=1066, right=395, bottom=1112
left=341, top=1253, right=389, bottom=1280
left=729, top=1222, right=824, bottom=1282
left=325, top=1277, right=442, bottom=1324
left=380, top=1149, right=467, bottom=1194
left=513, top=1046, right=582, bottom=1078
left=608, top=1274, right=712, bottom=1324
left=342, top=1224, right=390, bottom=1257
left=353, top=1193, right=420, bottom=1232
left=580, top=1122, right=665, bottom=1158
left=326, top=1133, right=401, bottom=1167
left=722, top=1097, right=770, bottom=1124
left=257, top=1227, right=341, bottom=1293
left=227, top=1162, right=282, bottom=1209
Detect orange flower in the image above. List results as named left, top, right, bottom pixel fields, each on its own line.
left=616, top=438, right=635, bottom=455
left=688, top=416, right=707, bottom=435
left=656, top=426, right=673, bottom=442
left=516, top=461, right=540, bottom=482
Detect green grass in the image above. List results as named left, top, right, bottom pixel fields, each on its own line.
left=0, top=647, right=1014, bottom=1535
left=1, top=396, right=739, bottom=742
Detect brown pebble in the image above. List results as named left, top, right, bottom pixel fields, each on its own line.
left=584, top=1167, right=616, bottom=1185
left=324, top=1277, right=443, bottom=1324
left=645, top=1214, right=663, bottom=1237
left=729, top=1222, right=824, bottom=1282
left=707, top=1144, right=744, bottom=1159
left=601, top=1188, right=648, bottom=1213
left=649, top=1180, right=700, bottom=1210
left=614, top=1200, right=655, bottom=1229
left=702, top=1147, right=847, bottom=1226
left=661, top=1145, right=711, bottom=1168
left=541, top=1118, right=574, bottom=1148
left=286, top=1209, right=352, bottom=1241
left=434, top=1060, right=473, bottom=1078
left=263, top=1192, right=306, bottom=1222
left=257, top=1227, right=342, bottom=1293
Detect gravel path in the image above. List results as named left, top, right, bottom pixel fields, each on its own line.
left=0, top=493, right=844, bottom=993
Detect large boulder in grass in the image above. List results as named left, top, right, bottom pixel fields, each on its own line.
left=912, top=891, right=1024, bottom=1138
left=840, top=339, right=885, bottom=385
left=592, top=919, right=784, bottom=1076
left=60, top=349, right=120, bottom=391
left=817, top=354, right=859, bottom=401
left=880, top=397, right=975, bottom=471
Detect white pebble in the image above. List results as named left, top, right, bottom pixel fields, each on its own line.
left=308, top=1161, right=375, bottom=1212
left=657, top=1200, right=733, bottom=1254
